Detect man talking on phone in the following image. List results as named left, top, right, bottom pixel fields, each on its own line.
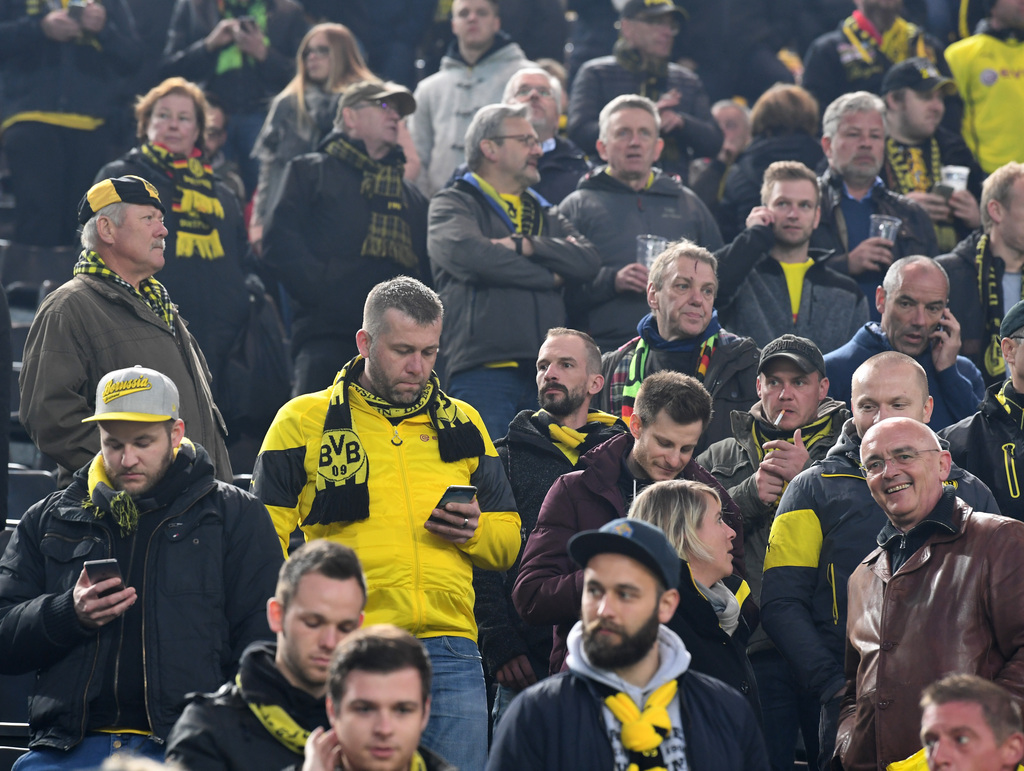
left=824, top=255, right=985, bottom=430
left=0, top=365, right=282, bottom=769
left=252, top=276, right=520, bottom=771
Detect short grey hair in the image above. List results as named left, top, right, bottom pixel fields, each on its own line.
left=502, top=67, right=562, bottom=109
left=80, top=202, right=130, bottom=251
left=649, top=240, right=718, bottom=293
left=821, top=91, right=887, bottom=141
left=362, top=276, right=443, bottom=340
left=881, top=255, right=949, bottom=296
left=465, top=103, right=530, bottom=172
left=598, top=94, right=660, bottom=145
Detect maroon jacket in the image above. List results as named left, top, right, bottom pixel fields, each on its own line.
left=511, top=431, right=748, bottom=674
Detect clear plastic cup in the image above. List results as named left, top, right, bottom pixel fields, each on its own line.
left=636, top=235, right=669, bottom=268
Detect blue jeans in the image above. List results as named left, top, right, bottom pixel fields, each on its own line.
left=12, top=733, right=164, bottom=770
left=447, top=367, right=538, bottom=443
left=750, top=649, right=821, bottom=771
left=419, top=636, right=488, bottom=771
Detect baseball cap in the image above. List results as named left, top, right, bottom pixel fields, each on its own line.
left=620, top=0, right=687, bottom=22
left=758, top=334, right=827, bottom=377
left=568, top=518, right=680, bottom=590
left=78, top=175, right=164, bottom=225
left=880, top=58, right=957, bottom=97
left=82, top=366, right=180, bottom=423
left=338, top=80, right=416, bottom=119
left=1002, top=299, right=1024, bottom=339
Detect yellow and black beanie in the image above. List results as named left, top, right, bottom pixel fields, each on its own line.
left=78, top=175, right=165, bottom=225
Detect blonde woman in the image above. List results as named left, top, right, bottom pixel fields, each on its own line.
left=629, top=479, right=762, bottom=721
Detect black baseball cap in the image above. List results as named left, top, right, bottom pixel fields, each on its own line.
left=568, top=518, right=680, bottom=590
left=620, top=0, right=687, bottom=23
left=1002, top=299, right=1024, bottom=338
left=881, top=58, right=956, bottom=97
left=758, top=334, right=826, bottom=377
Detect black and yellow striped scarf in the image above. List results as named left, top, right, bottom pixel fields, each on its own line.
left=602, top=679, right=678, bottom=771
left=975, top=234, right=1023, bottom=381
left=73, top=250, right=175, bottom=333
left=307, top=355, right=485, bottom=527
left=323, top=133, right=418, bottom=269
left=141, top=142, right=226, bottom=260
left=534, top=409, right=623, bottom=465
left=884, top=137, right=956, bottom=250
left=841, top=12, right=928, bottom=68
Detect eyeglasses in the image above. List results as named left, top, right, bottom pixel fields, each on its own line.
left=489, top=134, right=540, bottom=149
left=860, top=448, right=942, bottom=477
left=513, top=85, right=554, bottom=99
left=205, top=127, right=226, bottom=140
left=303, top=45, right=331, bottom=59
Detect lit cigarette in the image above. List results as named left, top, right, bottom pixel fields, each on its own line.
left=773, top=410, right=785, bottom=427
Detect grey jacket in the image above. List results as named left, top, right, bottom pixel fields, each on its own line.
left=559, top=167, right=723, bottom=352
left=715, top=224, right=869, bottom=354
left=428, top=178, right=600, bottom=378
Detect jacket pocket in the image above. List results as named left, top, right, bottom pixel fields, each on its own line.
left=40, top=532, right=106, bottom=594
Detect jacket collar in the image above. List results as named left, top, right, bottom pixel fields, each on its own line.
left=75, top=273, right=179, bottom=333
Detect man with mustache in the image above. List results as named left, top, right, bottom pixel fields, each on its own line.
left=19, top=175, right=232, bottom=485
left=490, top=517, right=766, bottom=770
left=475, top=327, right=626, bottom=723
left=428, top=103, right=600, bottom=441
left=513, top=369, right=746, bottom=676
left=810, top=91, right=937, bottom=319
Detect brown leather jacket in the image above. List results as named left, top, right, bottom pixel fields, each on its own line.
left=834, top=497, right=1024, bottom=771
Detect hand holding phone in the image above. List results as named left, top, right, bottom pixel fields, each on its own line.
left=84, top=558, right=124, bottom=596
left=427, top=485, right=477, bottom=525
left=76, top=559, right=135, bottom=629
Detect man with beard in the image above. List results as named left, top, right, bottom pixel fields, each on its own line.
left=811, top=91, right=937, bottom=317
left=427, top=103, right=600, bottom=441
left=165, top=540, right=367, bottom=770
left=0, top=366, right=282, bottom=768
left=715, top=161, right=869, bottom=353
left=252, top=276, right=520, bottom=771
left=513, top=370, right=746, bottom=676
left=475, top=327, right=626, bottom=723
left=488, top=517, right=767, bottom=770
left=825, top=255, right=985, bottom=430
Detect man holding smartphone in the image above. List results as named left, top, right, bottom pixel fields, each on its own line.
left=252, top=276, right=521, bottom=771
left=0, top=365, right=282, bottom=769
left=824, top=256, right=986, bottom=430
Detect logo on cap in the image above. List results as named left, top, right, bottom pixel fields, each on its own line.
left=102, top=376, right=153, bottom=404
left=612, top=521, right=634, bottom=537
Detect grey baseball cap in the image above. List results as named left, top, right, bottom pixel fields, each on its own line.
left=82, top=366, right=180, bottom=423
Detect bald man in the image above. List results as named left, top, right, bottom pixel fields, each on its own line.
left=835, top=417, right=1024, bottom=771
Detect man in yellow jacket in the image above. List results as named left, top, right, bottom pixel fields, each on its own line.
left=251, top=276, right=521, bottom=771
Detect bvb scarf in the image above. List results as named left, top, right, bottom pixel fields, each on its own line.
left=462, top=172, right=544, bottom=237
left=534, top=409, right=622, bottom=465
left=603, top=679, right=678, bottom=771
left=841, top=12, right=928, bottom=71
left=307, top=356, right=485, bottom=527
left=215, top=0, right=269, bottom=75
left=613, top=37, right=681, bottom=170
left=323, top=133, right=418, bottom=269
left=885, top=137, right=957, bottom=250
left=975, top=234, right=1023, bottom=380
left=142, top=142, right=226, bottom=260
left=73, top=250, right=176, bottom=333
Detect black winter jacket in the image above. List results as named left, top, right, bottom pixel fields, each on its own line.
left=941, top=382, right=1024, bottom=520
left=0, top=443, right=282, bottom=750
left=486, top=667, right=768, bottom=770
left=475, top=410, right=626, bottom=679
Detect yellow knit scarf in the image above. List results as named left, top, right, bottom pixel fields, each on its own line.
left=604, top=679, right=678, bottom=771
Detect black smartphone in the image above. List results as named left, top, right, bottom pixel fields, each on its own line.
left=67, top=0, right=87, bottom=22
left=427, top=485, right=477, bottom=525
left=84, top=558, right=124, bottom=596
left=933, top=184, right=954, bottom=201
left=238, top=16, right=256, bottom=32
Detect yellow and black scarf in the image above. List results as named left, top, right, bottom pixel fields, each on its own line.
left=533, top=409, right=623, bottom=465
left=215, top=0, right=269, bottom=75
left=463, top=172, right=544, bottom=237
left=975, top=234, right=1023, bottom=381
left=142, top=142, right=226, bottom=260
left=603, top=680, right=678, bottom=771
left=73, top=249, right=176, bottom=333
left=885, top=137, right=957, bottom=250
left=751, top=411, right=836, bottom=464
left=307, top=356, right=485, bottom=526
left=841, top=11, right=928, bottom=70
left=323, top=133, right=418, bottom=269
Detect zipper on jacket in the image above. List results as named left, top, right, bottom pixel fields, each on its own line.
left=140, top=489, right=213, bottom=738
left=75, top=531, right=113, bottom=747
left=827, top=563, right=838, bottom=625
left=392, top=417, right=426, bottom=635
left=1003, top=443, right=1020, bottom=499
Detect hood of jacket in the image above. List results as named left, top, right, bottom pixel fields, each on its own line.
left=441, top=30, right=523, bottom=68
left=575, top=165, right=684, bottom=197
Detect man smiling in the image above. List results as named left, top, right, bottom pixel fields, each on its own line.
left=835, top=417, right=1024, bottom=771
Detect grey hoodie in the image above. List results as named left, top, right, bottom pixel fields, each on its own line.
left=566, top=620, right=693, bottom=770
